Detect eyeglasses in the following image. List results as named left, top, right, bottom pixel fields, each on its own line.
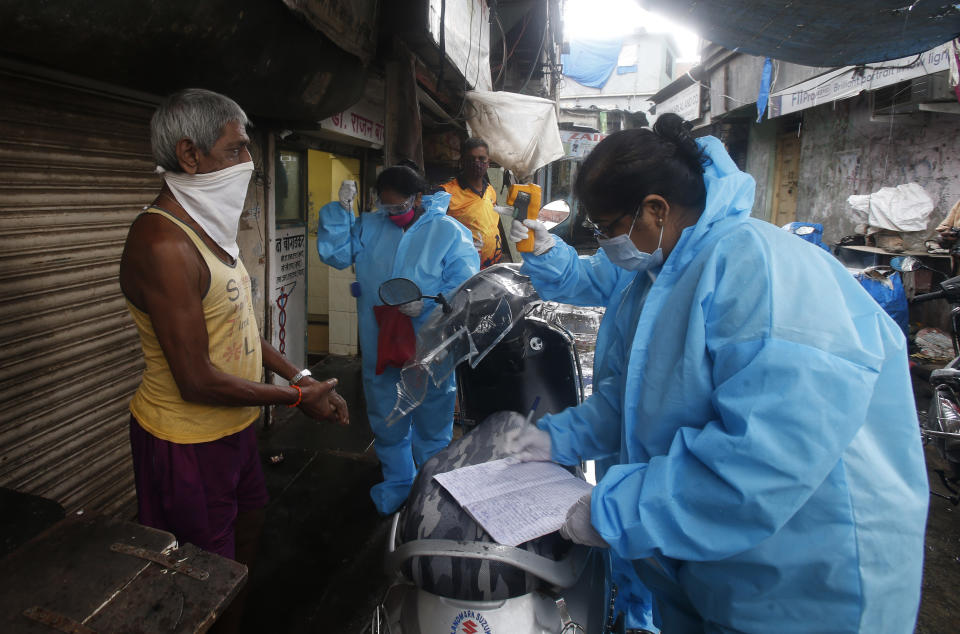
left=582, top=207, right=640, bottom=240
left=376, top=195, right=415, bottom=214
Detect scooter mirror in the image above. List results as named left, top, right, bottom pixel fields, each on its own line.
left=538, top=200, right=571, bottom=230
left=891, top=256, right=922, bottom=272
left=379, top=278, right=423, bottom=306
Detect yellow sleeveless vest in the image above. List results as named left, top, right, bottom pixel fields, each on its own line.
left=126, top=208, right=263, bottom=443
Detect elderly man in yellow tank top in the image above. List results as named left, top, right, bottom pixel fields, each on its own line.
left=119, top=90, right=348, bottom=587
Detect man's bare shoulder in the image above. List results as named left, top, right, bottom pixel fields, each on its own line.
left=120, top=211, right=205, bottom=304
left=124, top=212, right=198, bottom=265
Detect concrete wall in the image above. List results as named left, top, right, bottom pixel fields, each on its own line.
left=701, top=51, right=826, bottom=123
left=796, top=95, right=960, bottom=247
left=559, top=109, right=602, bottom=130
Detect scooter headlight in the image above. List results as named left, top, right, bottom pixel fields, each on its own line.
left=928, top=388, right=960, bottom=436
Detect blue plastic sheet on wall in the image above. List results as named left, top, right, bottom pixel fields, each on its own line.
left=561, top=39, right=623, bottom=88
left=756, top=57, right=772, bottom=122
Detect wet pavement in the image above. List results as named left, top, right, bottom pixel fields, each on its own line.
left=912, top=372, right=960, bottom=634
left=917, top=445, right=960, bottom=634
left=241, top=352, right=960, bottom=633
left=242, top=356, right=391, bottom=634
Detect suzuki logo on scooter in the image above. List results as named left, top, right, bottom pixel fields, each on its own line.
left=451, top=610, right=492, bottom=634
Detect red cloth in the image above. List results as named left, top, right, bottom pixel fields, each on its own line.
left=373, top=305, right=416, bottom=375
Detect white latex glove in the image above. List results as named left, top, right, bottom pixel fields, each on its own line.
left=338, top=180, right=357, bottom=211
left=559, top=492, right=609, bottom=548
left=502, top=423, right=553, bottom=463
left=510, top=219, right=556, bottom=256
left=398, top=299, right=423, bottom=318
left=473, top=233, right=484, bottom=250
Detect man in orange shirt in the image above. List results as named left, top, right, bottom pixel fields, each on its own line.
left=441, top=137, right=503, bottom=268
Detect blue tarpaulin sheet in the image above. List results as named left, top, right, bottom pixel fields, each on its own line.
left=640, top=1, right=960, bottom=66
left=855, top=269, right=910, bottom=337
left=561, top=39, right=622, bottom=88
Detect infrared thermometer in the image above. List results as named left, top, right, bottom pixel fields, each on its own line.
left=508, top=183, right=542, bottom=253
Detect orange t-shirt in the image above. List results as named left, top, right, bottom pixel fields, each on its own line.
left=441, top=178, right=503, bottom=268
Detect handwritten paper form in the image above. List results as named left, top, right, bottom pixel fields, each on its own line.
left=433, top=459, right=593, bottom=546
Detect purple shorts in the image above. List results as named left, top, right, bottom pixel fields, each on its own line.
left=129, top=416, right=269, bottom=560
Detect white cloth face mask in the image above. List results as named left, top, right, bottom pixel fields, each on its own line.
left=160, top=161, right=254, bottom=260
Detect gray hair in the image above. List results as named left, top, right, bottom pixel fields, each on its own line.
left=150, top=89, right=249, bottom=172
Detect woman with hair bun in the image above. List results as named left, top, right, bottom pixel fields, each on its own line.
left=317, top=165, right=479, bottom=515
left=506, top=114, right=927, bottom=632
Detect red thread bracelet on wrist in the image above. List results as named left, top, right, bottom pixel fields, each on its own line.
left=288, top=384, right=302, bottom=408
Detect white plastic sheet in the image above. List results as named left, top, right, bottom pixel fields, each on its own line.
left=846, top=182, right=935, bottom=232
left=428, top=0, right=491, bottom=91
left=464, top=90, right=565, bottom=180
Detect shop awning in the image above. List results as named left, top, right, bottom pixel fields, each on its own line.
left=640, top=0, right=960, bottom=66
left=0, top=0, right=373, bottom=125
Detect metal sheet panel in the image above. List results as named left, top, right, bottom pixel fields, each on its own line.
left=0, top=71, right=159, bottom=516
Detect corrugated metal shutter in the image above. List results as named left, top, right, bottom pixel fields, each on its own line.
left=0, top=71, right=159, bottom=517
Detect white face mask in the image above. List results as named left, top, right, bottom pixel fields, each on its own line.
left=161, top=161, right=254, bottom=260
left=597, top=211, right=665, bottom=272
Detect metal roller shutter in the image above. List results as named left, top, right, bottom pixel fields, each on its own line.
left=0, top=70, right=159, bottom=517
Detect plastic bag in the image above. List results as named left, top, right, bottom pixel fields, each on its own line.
left=854, top=267, right=909, bottom=336
left=464, top=90, right=565, bottom=180
left=915, top=327, right=954, bottom=362
left=782, top=222, right=830, bottom=251
left=846, top=183, right=934, bottom=232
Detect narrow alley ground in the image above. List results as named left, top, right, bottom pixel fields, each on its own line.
left=241, top=356, right=389, bottom=633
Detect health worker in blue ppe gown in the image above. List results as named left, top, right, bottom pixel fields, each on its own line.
left=506, top=114, right=928, bottom=633
left=317, top=166, right=480, bottom=515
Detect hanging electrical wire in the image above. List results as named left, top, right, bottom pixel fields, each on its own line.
left=518, top=5, right=550, bottom=94
left=493, top=10, right=508, bottom=86
left=492, top=13, right=531, bottom=79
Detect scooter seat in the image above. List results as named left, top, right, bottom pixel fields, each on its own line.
left=396, top=411, right=574, bottom=601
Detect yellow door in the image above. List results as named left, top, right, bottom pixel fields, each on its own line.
left=307, top=151, right=361, bottom=355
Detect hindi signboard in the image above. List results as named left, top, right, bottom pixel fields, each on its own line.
left=319, top=100, right=385, bottom=147
left=271, top=226, right=307, bottom=382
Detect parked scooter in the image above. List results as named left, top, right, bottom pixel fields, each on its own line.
left=895, top=256, right=960, bottom=503
left=369, top=264, right=616, bottom=634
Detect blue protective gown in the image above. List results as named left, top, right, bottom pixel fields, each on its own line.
left=521, top=137, right=928, bottom=633
left=317, top=192, right=480, bottom=515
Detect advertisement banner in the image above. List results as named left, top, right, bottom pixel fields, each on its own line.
left=560, top=130, right=606, bottom=158
left=769, top=44, right=952, bottom=117
left=656, top=83, right=701, bottom=121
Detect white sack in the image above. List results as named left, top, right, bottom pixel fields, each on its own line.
left=464, top=90, right=565, bottom=180
left=846, top=182, right=935, bottom=232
